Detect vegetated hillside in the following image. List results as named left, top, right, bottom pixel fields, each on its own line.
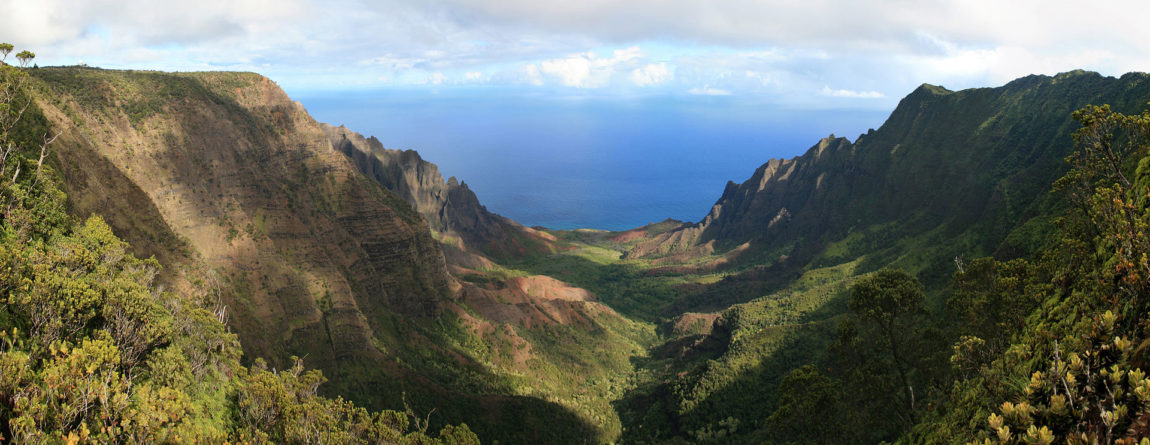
left=0, top=53, right=477, bottom=443
left=606, top=71, right=1150, bottom=443
left=32, top=67, right=451, bottom=367
left=323, top=124, right=558, bottom=261
left=912, top=103, right=1150, bottom=443
left=24, top=67, right=646, bottom=443
left=634, top=71, right=1150, bottom=303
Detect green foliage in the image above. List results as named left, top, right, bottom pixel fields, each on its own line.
left=911, top=104, right=1150, bottom=443
left=765, top=365, right=846, bottom=443
left=948, top=258, right=1044, bottom=353
left=14, top=51, right=34, bottom=68
left=501, top=244, right=681, bottom=322
left=825, top=269, right=947, bottom=441
left=0, top=45, right=478, bottom=444
left=974, top=312, right=1150, bottom=444
left=0, top=214, right=478, bottom=441
left=847, top=269, right=926, bottom=327
left=233, top=357, right=477, bottom=444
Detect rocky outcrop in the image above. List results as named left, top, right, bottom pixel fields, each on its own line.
left=323, top=124, right=556, bottom=261
left=626, top=135, right=853, bottom=259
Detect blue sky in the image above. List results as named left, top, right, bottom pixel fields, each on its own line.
left=5, top=0, right=1149, bottom=110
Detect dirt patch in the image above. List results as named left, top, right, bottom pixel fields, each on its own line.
left=609, top=228, right=648, bottom=243
left=670, top=312, right=721, bottom=337
left=644, top=242, right=751, bottom=275
left=457, top=275, right=616, bottom=330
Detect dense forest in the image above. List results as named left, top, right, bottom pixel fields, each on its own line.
left=5, top=40, right=1150, bottom=444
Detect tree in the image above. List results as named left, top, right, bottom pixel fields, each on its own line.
left=766, top=365, right=846, bottom=443
left=947, top=258, right=1043, bottom=355
left=1, top=43, right=55, bottom=210
left=13, top=51, right=33, bottom=68
left=844, top=269, right=928, bottom=425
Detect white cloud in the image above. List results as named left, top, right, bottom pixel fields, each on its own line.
left=630, top=63, right=672, bottom=86
left=465, top=71, right=484, bottom=80
left=744, top=70, right=772, bottom=86
left=539, top=55, right=594, bottom=87
left=688, top=86, right=732, bottom=96
left=433, top=0, right=1149, bottom=59
left=427, top=72, right=447, bottom=85
left=522, top=64, right=544, bottom=86
left=2, top=0, right=309, bottom=47
left=359, top=55, right=424, bottom=70
left=538, top=46, right=641, bottom=88
left=4, top=0, right=1149, bottom=103
left=820, top=86, right=885, bottom=99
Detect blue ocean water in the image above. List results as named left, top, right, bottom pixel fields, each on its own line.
left=293, top=89, right=889, bottom=231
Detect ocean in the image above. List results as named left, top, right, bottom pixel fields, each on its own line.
left=293, top=89, right=890, bottom=231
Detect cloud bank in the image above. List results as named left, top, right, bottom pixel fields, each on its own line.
left=3, top=0, right=1148, bottom=105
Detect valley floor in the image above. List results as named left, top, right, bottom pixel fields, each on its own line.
left=448, top=223, right=866, bottom=442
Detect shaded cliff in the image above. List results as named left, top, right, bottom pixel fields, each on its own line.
left=323, top=124, right=557, bottom=261
left=32, top=69, right=451, bottom=366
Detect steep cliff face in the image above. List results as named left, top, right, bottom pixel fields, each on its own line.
left=630, top=71, right=1150, bottom=287
left=324, top=124, right=557, bottom=261
left=31, top=67, right=452, bottom=375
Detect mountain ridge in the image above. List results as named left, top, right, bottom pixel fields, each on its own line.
left=630, top=71, right=1149, bottom=274
left=322, top=123, right=558, bottom=262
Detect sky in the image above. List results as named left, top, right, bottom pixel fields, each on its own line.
left=4, top=0, right=1149, bottom=109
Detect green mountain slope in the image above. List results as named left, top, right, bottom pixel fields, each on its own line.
left=608, top=70, right=1150, bottom=443
left=635, top=71, right=1150, bottom=297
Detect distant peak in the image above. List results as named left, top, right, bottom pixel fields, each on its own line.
left=913, top=83, right=952, bottom=96
left=1055, top=69, right=1098, bottom=79
left=817, top=134, right=840, bottom=147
